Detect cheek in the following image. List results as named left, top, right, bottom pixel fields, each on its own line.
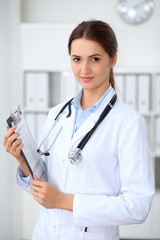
left=101, top=65, right=111, bottom=78
left=71, top=63, right=78, bottom=76
left=96, top=66, right=109, bottom=79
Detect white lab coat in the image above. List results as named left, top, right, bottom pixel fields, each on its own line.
left=17, top=87, right=155, bottom=240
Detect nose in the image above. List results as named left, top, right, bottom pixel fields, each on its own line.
left=81, top=61, right=91, bottom=75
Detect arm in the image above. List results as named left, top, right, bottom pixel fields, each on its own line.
left=73, top=115, right=155, bottom=227
left=3, top=125, right=72, bottom=203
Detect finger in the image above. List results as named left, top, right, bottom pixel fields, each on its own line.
left=3, top=127, right=19, bottom=146
left=5, top=132, right=20, bottom=151
left=33, top=174, right=42, bottom=181
left=9, top=139, right=23, bottom=157
left=32, top=190, right=43, bottom=201
left=31, top=184, right=42, bottom=194
left=31, top=187, right=47, bottom=205
left=6, top=125, right=17, bottom=136
left=11, top=138, right=22, bottom=151
left=31, top=179, right=44, bottom=187
left=14, top=142, right=24, bottom=157
left=32, top=190, right=41, bottom=198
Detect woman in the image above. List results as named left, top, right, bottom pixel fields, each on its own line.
left=3, top=20, right=154, bottom=240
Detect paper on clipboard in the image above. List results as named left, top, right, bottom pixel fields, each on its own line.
left=7, top=106, right=47, bottom=181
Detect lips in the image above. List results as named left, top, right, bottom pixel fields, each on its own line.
left=80, top=77, right=94, bottom=82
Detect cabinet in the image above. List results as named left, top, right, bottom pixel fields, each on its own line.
left=114, top=71, right=160, bottom=239
left=20, top=24, right=160, bottom=239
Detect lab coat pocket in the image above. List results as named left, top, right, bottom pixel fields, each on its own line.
left=79, top=228, right=106, bottom=240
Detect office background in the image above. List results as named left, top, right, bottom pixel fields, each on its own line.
left=0, top=0, right=160, bottom=239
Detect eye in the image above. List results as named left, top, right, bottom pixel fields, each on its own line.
left=72, top=57, right=81, bottom=63
left=92, top=57, right=100, bottom=62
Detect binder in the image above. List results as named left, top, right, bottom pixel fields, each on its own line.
left=25, top=72, right=49, bottom=110
left=25, top=73, right=37, bottom=109
left=156, top=117, right=160, bottom=152
left=7, top=106, right=47, bottom=181
left=125, top=74, right=137, bottom=110
left=37, top=73, right=49, bottom=109
left=61, top=71, right=77, bottom=102
left=138, top=74, right=150, bottom=113
left=155, top=75, right=160, bottom=112
left=115, top=74, right=124, bottom=101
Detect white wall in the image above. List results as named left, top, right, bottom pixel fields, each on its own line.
left=21, top=0, right=160, bottom=70
left=0, top=0, right=22, bottom=239
left=0, top=1, right=12, bottom=239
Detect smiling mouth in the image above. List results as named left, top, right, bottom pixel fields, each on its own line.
left=80, top=77, right=94, bottom=82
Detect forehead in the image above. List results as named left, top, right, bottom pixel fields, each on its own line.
left=70, top=38, right=106, bottom=56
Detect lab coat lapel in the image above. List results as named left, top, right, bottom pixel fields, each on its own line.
left=71, top=112, right=97, bottom=145
left=60, top=106, right=76, bottom=143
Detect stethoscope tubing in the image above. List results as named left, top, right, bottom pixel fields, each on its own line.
left=76, top=94, right=117, bottom=151
left=37, top=98, right=74, bottom=155
left=37, top=94, right=117, bottom=162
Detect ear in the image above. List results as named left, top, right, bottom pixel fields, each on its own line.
left=111, top=53, right=117, bottom=67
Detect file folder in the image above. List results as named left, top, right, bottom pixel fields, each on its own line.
left=125, top=74, right=137, bottom=110
left=115, top=74, right=124, bottom=101
left=155, top=75, right=160, bottom=112
left=138, top=74, right=150, bottom=113
left=156, top=117, right=160, bottom=152
left=25, top=72, right=49, bottom=110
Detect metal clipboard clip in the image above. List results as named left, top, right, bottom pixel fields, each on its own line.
left=8, top=105, right=22, bottom=127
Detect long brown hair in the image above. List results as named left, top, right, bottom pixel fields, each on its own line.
left=68, top=20, right=118, bottom=89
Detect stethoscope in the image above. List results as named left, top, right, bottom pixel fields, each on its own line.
left=37, top=94, right=117, bottom=165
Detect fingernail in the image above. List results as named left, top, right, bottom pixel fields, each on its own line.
left=13, top=125, right=17, bottom=129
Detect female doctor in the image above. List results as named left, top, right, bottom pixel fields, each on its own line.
left=3, top=20, right=154, bottom=240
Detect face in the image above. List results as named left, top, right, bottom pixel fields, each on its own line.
left=70, top=38, right=117, bottom=94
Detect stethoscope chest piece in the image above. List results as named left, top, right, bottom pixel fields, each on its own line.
left=68, top=148, right=82, bottom=164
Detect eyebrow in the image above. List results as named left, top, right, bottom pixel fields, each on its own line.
left=71, top=54, right=103, bottom=58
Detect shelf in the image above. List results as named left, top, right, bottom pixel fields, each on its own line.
left=23, top=108, right=50, bottom=114
left=140, top=111, right=156, bottom=117
left=154, top=153, right=160, bottom=158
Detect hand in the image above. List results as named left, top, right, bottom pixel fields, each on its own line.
left=30, top=175, right=74, bottom=211
left=31, top=175, right=62, bottom=209
left=3, top=125, right=24, bottom=162
left=3, top=125, right=30, bottom=176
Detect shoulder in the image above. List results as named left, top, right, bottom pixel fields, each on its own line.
left=48, top=103, right=65, bottom=119
left=39, top=102, right=68, bottom=142
left=113, top=99, right=146, bottom=126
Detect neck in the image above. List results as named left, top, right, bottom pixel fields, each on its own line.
left=81, top=84, right=109, bottom=110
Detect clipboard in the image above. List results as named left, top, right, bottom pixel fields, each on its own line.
left=7, top=106, right=47, bottom=181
